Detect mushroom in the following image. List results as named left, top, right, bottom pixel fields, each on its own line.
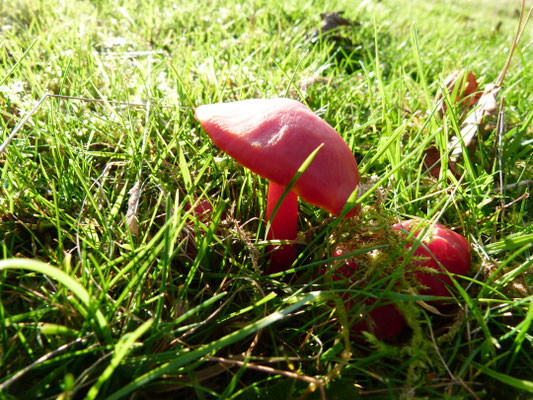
left=393, top=219, right=471, bottom=298
left=331, top=248, right=405, bottom=339
left=195, top=98, right=360, bottom=273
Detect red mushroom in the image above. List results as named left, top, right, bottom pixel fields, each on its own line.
left=195, top=98, right=360, bottom=273
left=393, top=219, right=470, bottom=298
left=330, top=248, right=405, bottom=339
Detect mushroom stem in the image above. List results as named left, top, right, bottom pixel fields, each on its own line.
left=265, top=181, right=298, bottom=273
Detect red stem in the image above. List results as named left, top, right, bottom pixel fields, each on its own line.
left=265, top=181, right=298, bottom=273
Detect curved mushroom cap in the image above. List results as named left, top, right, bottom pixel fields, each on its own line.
left=195, top=98, right=360, bottom=215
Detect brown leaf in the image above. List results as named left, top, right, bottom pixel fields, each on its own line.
left=309, top=11, right=360, bottom=40
left=449, top=83, right=501, bottom=161
left=434, top=1, right=530, bottom=173
left=422, top=146, right=442, bottom=179
left=318, top=11, right=355, bottom=35
left=288, top=75, right=329, bottom=98
left=438, top=70, right=480, bottom=114
left=422, top=145, right=459, bottom=179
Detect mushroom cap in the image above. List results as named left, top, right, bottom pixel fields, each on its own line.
left=393, top=219, right=471, bottom=297
left=195, top=98, right=360, bottom=215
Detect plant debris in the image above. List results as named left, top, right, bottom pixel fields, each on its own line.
left=449, top=83, right=500, bottom=161
left=309, top=11, right=359, bottom=41
left=424, top=2, right=532, bottom=175
left=437, top=69, right=480, bottom=114
left=126, top=180, right=141, bottom=236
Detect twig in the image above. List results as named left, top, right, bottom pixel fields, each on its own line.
left=94, top=49, right=165, bottom=59
left=427, top=320, right=481, bottom=400
left=229, top=277, right=268, bottom=358
left=174, top=291, right=238, bottom=342
left=206, top=356, right=326, bottom=400
left=495, top=180, right=532, bottom=192
left=33, top=93, right=178, bottom=109
left=474, top=192, right=530, bottom=227
left=0, top=337, right=87, bottom=390
left=358, top=381, right=482, bottom=396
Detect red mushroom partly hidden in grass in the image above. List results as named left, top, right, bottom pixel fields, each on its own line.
left=195, top=98, right=360, bottom=273
left=393, top=219, right=471, bottom=298
left=331, top=248, right=405, bottom=340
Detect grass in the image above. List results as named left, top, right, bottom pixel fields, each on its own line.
left=0, top=0, right=532, bottom=398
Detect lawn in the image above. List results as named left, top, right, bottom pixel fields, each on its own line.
left=0, top=0, right=532, bottom=398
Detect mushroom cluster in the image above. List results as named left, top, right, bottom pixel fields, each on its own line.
left=195, top=98, right=470, bottom=340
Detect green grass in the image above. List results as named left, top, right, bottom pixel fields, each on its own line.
left=0, top=0, right=531, bottom=398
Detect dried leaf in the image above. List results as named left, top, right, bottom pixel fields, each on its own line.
left=307, top=11, right=363, bottom=73
left=126, top=180, right=141, bottom=236
left=428, top=1, right=530, bottom=177
left=289, top=75, right=329, bottom=98
left=319, top=11, right=354, bottom=35
left=438, top=70, right=480, bottom=114
left=416, top=299, right=445, bottom=316
left=422, top=145, right=459, bottom=179
left=408, top=288, right=445, bottom=316
left=299, top=75, right=328, bottom=92
left=309, top=11, right=360, bottom=40
left=422, top=145, right=442, bottom=179
left=449, top=83, right=501, bottom=160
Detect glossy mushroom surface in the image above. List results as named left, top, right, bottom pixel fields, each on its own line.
left=394, top=219, right=470, bottom=297
left=195, top=98, right=360, bottom=216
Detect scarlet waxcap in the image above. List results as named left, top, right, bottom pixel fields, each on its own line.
left=195, top=98, right=360, bottom=215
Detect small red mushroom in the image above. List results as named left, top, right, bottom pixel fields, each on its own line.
left=330, top=248, right=405, bottom=340
left=195, top=98, right=360, bottom=273
left=393, top=219, right=470, bottom=298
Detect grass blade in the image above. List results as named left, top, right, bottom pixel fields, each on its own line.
left=0, top=259, right=111, bottom=343
left=84, top=319, right=153, bottom=400
left=107, top=291, right=327, bottom=400
left=474, top=363, right=533, bottom=393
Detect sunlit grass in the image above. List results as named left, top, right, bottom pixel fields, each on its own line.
left=0, top=0, right=531, bottom=398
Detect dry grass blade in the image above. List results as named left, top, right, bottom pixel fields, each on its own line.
left=126, top=180, right=141, bottom=236
left=0, top=93, right=50, bottom=156
left=126, top=95, right=153, bottom=237
left=0, top=337, right=87, bottom=391
left=495, top=0, right=532, bottom=86
left=206, top=356, right=327, bottom=400
left=427, top=320, right=481, bottom=400
left=449, top=0, right=531, bottom=162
